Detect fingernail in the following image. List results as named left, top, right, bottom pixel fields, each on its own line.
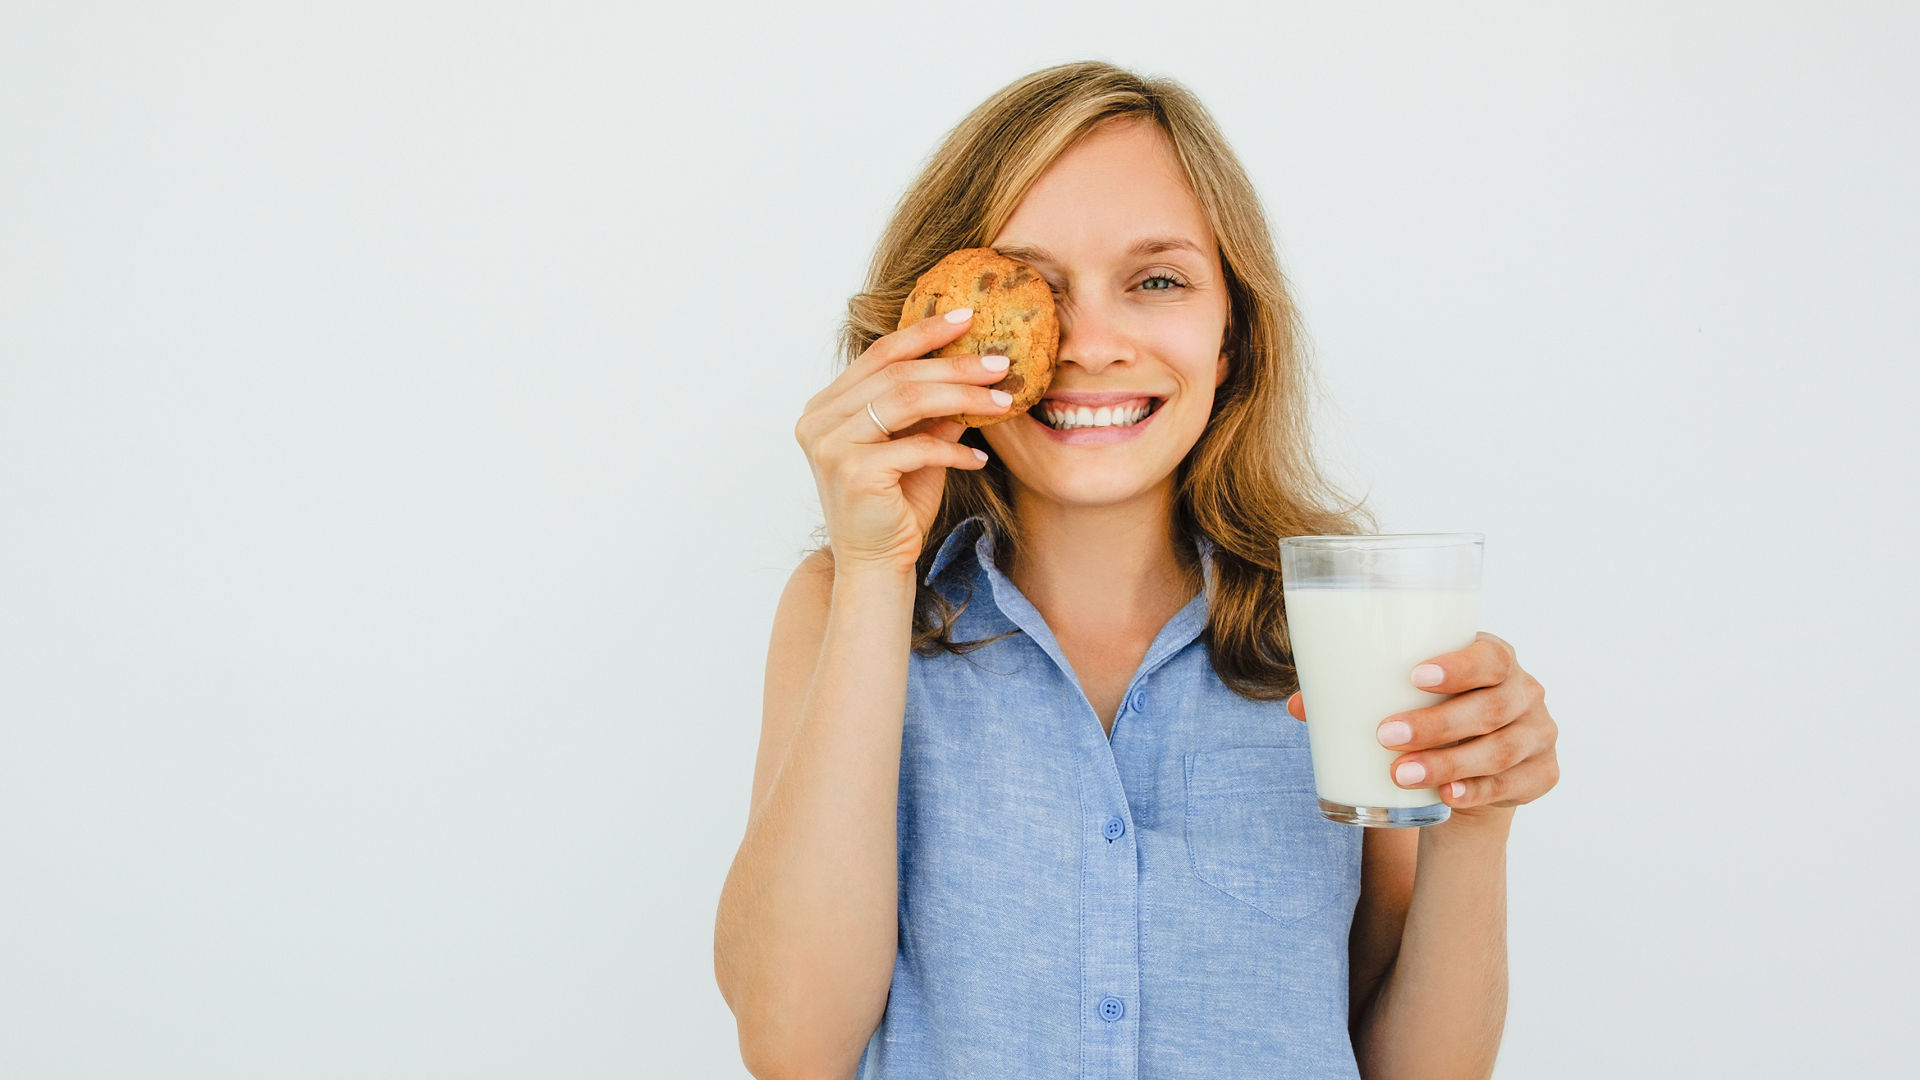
left=1377, top=721, right=1412, bottom=747
left=982, top=354, right=1009, bottom=371
left=1449, top=781, right=1466, bottom=798
left=945, top=307, right=974, bottom=323
left=989, top=389, right=1013, bottom=406
left=1412, top=664, right=1444, bottom=688
left=1395, top=760, right=1426, bottom=786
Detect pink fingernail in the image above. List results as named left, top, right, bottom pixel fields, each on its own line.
left=1412, top=664, right=1444, bottom=688
left=945, top=307, right=974, bottom=323
left=1377, top=721, right=1412, bottom=747
left=1449, top=781, right=1466, bottom=798
left=1394, top=760, right=1426, bottom=786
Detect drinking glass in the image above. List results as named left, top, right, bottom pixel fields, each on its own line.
left=1278, top=533, right=1484, bottom=827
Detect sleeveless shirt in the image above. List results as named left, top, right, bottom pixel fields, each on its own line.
left=854, top=513, right=1365, bottom=1079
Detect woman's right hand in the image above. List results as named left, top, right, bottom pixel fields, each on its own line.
left=794, top=307, right=1016, bottom=577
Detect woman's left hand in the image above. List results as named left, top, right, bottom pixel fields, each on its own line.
left=1286, top=631, right=1559, bottom=827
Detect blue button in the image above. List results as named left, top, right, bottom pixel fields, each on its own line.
left=1098, top=995, right=1126, bottom=1022
left=1128, top=688, right=1147, bottom=713
left=1103, top=816, right=1126, bottom=841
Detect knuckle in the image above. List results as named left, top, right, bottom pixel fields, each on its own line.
left=795, top=408, right=825, bottom=443
left=1477, top=771, right=1504, bottom=802
left=1491, top=645, right=1514, bottom=681
left=1495, top=737, right=1527, bottom=773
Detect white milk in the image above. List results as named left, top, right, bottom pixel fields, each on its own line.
left=1283, top=586, right=1481, bottom=809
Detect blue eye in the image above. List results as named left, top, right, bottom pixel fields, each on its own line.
left=1140, top=273, right=1188, bottom=291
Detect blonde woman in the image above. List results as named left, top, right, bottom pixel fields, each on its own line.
left=715, top=61, right=1560, bottom=1080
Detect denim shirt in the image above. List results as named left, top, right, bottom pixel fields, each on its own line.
left=855, top=513, right=1364, bottom=1080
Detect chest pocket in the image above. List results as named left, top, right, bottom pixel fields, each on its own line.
left=1183, top=745, right=1354, bottom=927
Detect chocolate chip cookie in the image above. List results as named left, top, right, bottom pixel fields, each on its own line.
left=897, top=247, right=1059, bottom=427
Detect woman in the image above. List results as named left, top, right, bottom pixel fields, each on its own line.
left=715, top=61, right=1559, bottom=1079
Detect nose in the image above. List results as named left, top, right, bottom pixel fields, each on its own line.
left=1052, top=298, right=1136, bottom=375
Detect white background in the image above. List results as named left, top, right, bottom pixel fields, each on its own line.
left=3, top=2, right=1914, bottom=1077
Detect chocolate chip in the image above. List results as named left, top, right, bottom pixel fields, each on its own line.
left=975, top=270, right=998, bottom=291
left=997, top=372, right=1026, bottom=395
left=922, top=295, right=939, bottom=318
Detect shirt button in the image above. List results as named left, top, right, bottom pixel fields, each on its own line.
left=1098, top=995, right=1126, bottom=1022
left=1103, top=816, right=1126, bottom=841
left=1128, top=688, right=1147, bottom=713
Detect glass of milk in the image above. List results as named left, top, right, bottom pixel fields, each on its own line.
left=1278, top=533, right=1484, bottom=827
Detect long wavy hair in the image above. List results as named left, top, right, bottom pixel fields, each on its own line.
left=809, top=60, right=1377, bottom=701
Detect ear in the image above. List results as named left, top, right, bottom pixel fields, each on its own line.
left=1215, top=348, right=1229, bottom=388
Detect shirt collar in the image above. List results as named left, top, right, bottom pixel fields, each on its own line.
left=923, top=513, right=991, bottom=587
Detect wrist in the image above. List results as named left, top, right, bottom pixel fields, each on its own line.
left=830, top=560, right=922, bottom=604
left=1425, top=804, right=1515, bottom=849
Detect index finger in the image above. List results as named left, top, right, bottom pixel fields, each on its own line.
left=809, top=306, right=980, bottom=417
left=1408, top=632, right=1514, bottom=694
left=809, top=307, right=977, bottom=415
left=853, top=307, right=976, bottom=379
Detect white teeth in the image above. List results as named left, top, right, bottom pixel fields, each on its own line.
left=1041, top=401, right=1155, bottom=430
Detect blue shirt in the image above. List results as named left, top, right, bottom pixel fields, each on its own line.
left=855, top=513, right=1365, bottom=1079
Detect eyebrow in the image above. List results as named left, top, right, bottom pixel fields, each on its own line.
left=994, top=235, right=1209, bottom=268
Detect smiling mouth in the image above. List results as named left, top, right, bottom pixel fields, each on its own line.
left=1030, top=398, right=1164, bottom=431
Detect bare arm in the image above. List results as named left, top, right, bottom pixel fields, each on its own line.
left=1347, top=631, right=1558, bottom=1079
left=716, top=305, right=1007, bottom=1078
left=713, top=552, right=917, bottom=1080
left=1347, top=828, right=1417, bottom=1032
left=1351, top=810, right=1512, bottom=1080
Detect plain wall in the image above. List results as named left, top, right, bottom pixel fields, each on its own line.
left=2, top=2, right=1914, bottom=1076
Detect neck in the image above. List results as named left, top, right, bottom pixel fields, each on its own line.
left=1000, top=483, right=1198, bottom=635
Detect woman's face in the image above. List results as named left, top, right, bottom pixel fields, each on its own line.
left=980, top=117, right=1230, bottom=513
